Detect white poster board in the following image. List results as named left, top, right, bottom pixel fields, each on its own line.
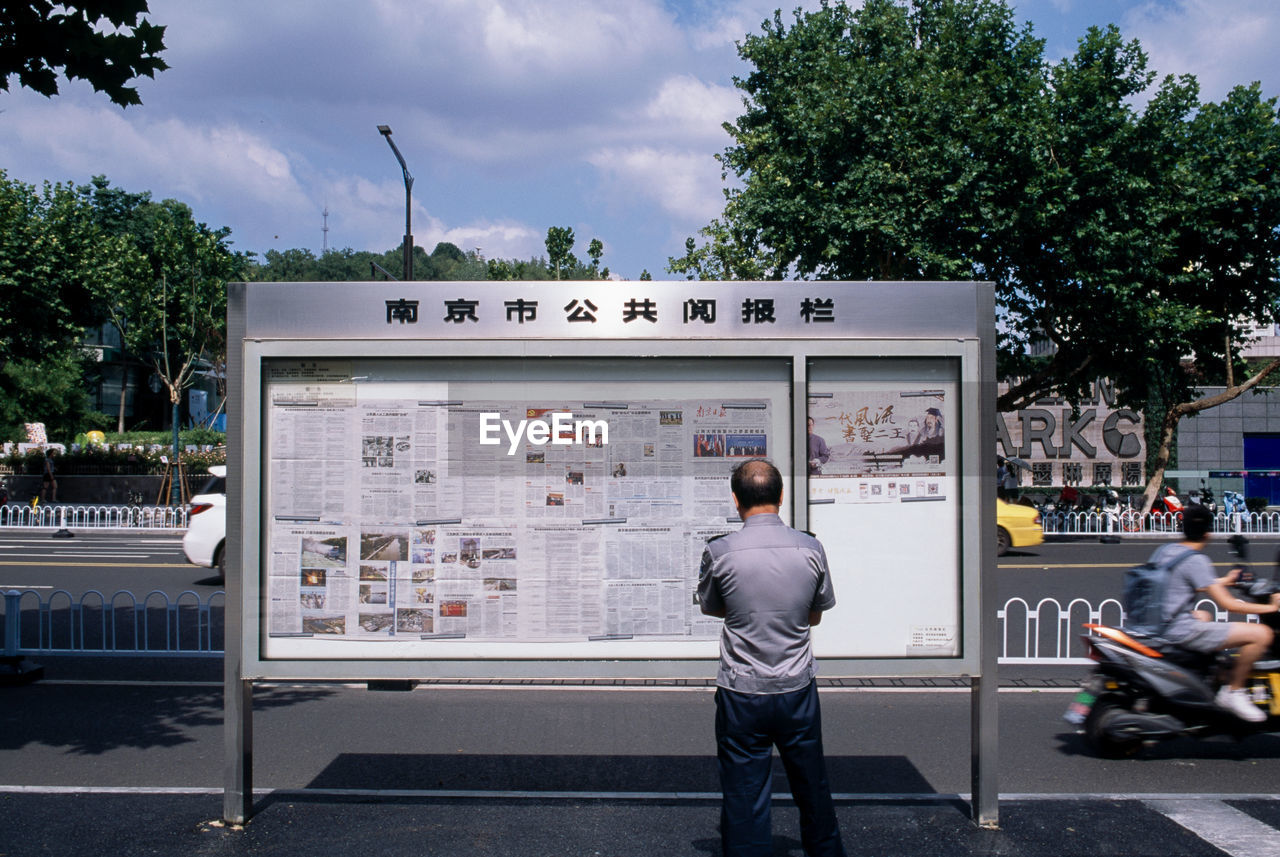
left=807, top=359, right=961, bottom=658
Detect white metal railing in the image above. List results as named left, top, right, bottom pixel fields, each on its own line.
left=1039, top=509, right=1280, bottom=536
left=3, top=588, right=224, bottom=657
left=0, top=504, right=187, bottom=530
left=0, top=585, right=1256, bottom=664
left=997, top=596, right=1250, bottom=664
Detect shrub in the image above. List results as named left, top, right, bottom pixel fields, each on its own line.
left=1, top=443, right=226, bottom=475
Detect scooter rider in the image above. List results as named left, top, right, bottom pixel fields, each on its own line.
left=1148, top=503, right=1280, bottom=722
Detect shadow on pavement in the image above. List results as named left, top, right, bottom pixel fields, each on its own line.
left=306, top=752, right=936, bottom=795
left=1053, top=726, right=1280, bottom=760
left=0, top=683, right=338, bottom=755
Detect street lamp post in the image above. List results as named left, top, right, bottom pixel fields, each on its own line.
left=377, top=125, right=414, bottom=282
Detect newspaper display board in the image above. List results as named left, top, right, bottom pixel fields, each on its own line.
left=224, top=281, right=1001, bottom=827
left=260, top=364, right=789, bottom=659
left=227, top=281, right=995, bottom=678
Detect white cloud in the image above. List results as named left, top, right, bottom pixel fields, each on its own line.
left=427, top=218, right=544, bottom=261
left=685, top=1, right=829, bottom=51
left=643, top=75, right=742, bottom=140
left=588, top=146, right=724, bottom=225
left=474, top=0, right=676, bottom=74
left=0, top=96, right=311, bottom=215
left=303, top=173, right=547, bottom=261
left=1122, top=0, right=1280, bottom=100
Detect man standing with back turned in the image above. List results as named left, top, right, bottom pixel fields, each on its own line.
left=697, top=459, right=846, bottom=857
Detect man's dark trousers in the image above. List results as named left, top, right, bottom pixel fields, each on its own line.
left=715, top=681, right=845, bottom=857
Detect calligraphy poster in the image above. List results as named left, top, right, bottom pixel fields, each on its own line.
left=807, top=388, right=951, bottom=504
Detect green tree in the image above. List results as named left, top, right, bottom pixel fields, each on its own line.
left=0, top=351, right=100, bottom=441
left=79, top=179, right=246, bottom=433
left=250, top=248, right=320, bottom=281
left=0, top=172, right=115, bottom=437
left=585, top=238, right=610, bottom=279
left=486, top=258, right=517, bottom=281
left=545, top=226, right=577, bottom=280
left=677, top=0, right=1280, bottom=512
left=1134, top=83, right=1280, bottom=511
left=127, top=200, right=244, bottom=433
left=314, top=248, right=382, bottom=282
left=0, top=1, right=168, bottom=107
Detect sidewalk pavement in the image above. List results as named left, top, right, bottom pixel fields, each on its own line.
left=5, top=790, right=1279, bottom=856
left=4, top=657, right=1280, bottom=856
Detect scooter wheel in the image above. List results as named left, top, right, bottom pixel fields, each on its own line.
left=1084, top=698, right=1143, bottom=759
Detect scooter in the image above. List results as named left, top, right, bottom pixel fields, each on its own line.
left=1151, top=485, right=1185, bottom=518
left=1189, top=480, right=1217, bottom=514
left=1065, top=535, right=1280, bottom=757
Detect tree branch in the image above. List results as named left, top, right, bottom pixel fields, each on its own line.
left=1141, top=356, right=1280, bottom=513
left=996, top=351, right=1094, bottom=412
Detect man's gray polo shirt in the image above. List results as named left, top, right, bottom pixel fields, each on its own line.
left=697, top=513, right=837, bottom=694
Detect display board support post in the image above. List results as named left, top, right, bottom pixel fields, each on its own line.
left=794, top=358, right=810, bottom=532
left=971, top=284, right=1000, bottom=827
left=971, top=674, right=999, bottom=827
left=223, top=677, right=253, bottom=824
left=223, top=281, right=253, bottom=825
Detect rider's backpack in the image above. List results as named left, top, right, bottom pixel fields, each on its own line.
left=1123, top=549, right=1197, bottom=635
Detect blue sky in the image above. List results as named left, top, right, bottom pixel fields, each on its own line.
left=2, top=1, right=1278, bottom=280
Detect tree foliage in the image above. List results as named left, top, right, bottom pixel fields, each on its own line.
left=0, top=1, right=168, bottom=107
left=0, top=172, right=244, bottom=440
left=86, top=187, right=246, bottom=419
left=247, top=243, right=489, bottom=283
left=672, top=0, right=1280, bottom=509
left=0, top=174, right=79, bottom=368
left=545, top=226, right=577, bottom=280
left=248, top=232, right=612, bottom=283
left=0, top=171, right=114, bottom=432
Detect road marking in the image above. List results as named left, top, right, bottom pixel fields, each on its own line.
left=0, top=561, right=194, bottom=568
left=0, top=555, right=152, bottom=560
left=1145, top=799, right=1280, bottom=857
left=1000, top=561, right=1248, bottom=569
left=31, top=680, right=1073, bottom=693
left=2, top=786, right=1279, bottom=810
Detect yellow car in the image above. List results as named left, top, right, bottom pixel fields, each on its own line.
left=997, top=498, right=1043, bottom=556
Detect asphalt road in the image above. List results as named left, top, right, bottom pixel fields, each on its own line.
left=5, top=529, right=1280, bottom=856
left=0, top=529, right=219, bottom=595
left=6, top=527, right=1277, bottom=603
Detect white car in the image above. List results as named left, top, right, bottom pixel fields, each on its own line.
left=183, top=465, right=226, bottom=580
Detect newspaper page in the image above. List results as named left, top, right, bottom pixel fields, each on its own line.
left=263, top=383, right=774, bottom=647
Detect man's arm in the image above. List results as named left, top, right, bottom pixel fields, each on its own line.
left=696, top=547, right=725, bottom=617
left=1204, top=579, right=1280, bottom=616
left=809, top=610, right=823, bottom=626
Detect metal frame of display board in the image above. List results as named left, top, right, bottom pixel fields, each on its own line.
left=224, top=281, right=998, bottom=826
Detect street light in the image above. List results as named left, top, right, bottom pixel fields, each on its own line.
left=377, top=125, right=414, bottom=281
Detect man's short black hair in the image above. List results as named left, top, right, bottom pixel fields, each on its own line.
left=1183, top=502, right=1213, bottom=541
left=731, top=459, right=782, bottom=510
